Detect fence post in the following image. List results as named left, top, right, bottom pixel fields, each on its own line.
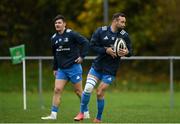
left=38, top=59, right=44, bottom=109
left=22, top=58, right=27, bottom=110
left=170, top=58, right=174, bottom=110
left=103, top=0, right=108, bottom=24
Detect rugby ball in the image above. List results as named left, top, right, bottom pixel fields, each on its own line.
left=114, top=38, right=127, bottom=56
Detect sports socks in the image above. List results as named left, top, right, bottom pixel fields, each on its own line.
left=51, top=105, right=58, bottom=112
left=96, top=99, right=104, bottom=120
left=80, top=92, right=91, bottom=113
left=50, top=105, right=58, bottom=117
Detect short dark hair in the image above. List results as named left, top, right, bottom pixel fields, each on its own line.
left=112, top=12, right=126, bottom=20
left=53, top=14, right=65, bottom=22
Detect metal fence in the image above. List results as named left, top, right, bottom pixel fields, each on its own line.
left=0, top=56, right=180, bottom=109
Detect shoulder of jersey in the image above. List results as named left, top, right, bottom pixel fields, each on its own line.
left=51, top=33, right=57, bottom=39
left=66, top=28, right=72, bottom=33
left=120, top=29, right=128, bottom=36
left=101, top=26, right=108, bottom=31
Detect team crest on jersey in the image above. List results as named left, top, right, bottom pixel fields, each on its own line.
left=59, top=38, right=62, bottom=42
left=111, top=37, right=115, bottom=40
left=64, top=37, right=69, bottom=42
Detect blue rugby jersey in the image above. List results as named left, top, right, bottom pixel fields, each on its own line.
left=51, top=28, right=89, bottom=70
left=90, top=26, right=132, bottom=76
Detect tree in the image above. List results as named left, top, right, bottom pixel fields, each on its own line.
left=0, top=0, right=85, bottom=55
left=0, top=0, right=179, bottom=56
left=77, top=0, right=180, bottom=55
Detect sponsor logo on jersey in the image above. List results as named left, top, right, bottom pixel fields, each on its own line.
left=56, top=46, right=70, bottom=51
left=55, top=40, right=58, bottom=44
left=104, top=36, right=108, bottom=40
left=120, top=30, right=126, bottom=35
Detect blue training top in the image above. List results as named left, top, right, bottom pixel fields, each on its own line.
left=51, top=28, right=89, bottom=70
left=90, top=26, right=133, bottom=76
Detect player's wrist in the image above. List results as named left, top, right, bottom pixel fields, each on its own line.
left=105, top=47, right=111, bottom=53
left=125, top=49, right=129, bottom=55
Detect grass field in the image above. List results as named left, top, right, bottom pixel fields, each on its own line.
left=0, top=91, right=180, bottom=123
left=1, top=61, right=180, bottom=123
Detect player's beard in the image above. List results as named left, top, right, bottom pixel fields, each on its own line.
left=117, top=27, right=123, bottom=32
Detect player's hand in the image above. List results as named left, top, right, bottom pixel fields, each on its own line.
left=118, top=48, right=129, bottom=57
left=53, top=70, right=57, bottom=76
left=106, top=47, right=117, bottom=58
left=75, top=57, right=83, bottom=64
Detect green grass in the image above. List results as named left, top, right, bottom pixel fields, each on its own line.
left=0, top=91, right=180, bottom=123
left=1, top=61, right=180, bottom=123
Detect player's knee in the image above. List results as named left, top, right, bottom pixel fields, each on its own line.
left=84, top=77, right=97, bottom=93
left=96, top=89, right=101, bottom=96
left=84, top=83, right=94, bottom=93
left=74, top=88, right=82, bottom=97
left=54, top=87, right=63, bottom=94
left=96, top=89, right=104, bottom=98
